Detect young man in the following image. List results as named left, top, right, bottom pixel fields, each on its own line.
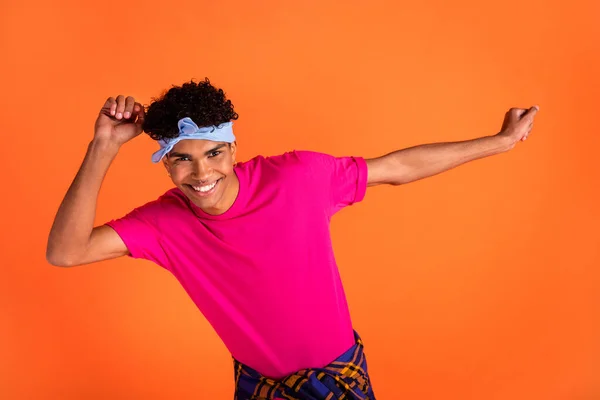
left=47, top=78, right=538, bottom=400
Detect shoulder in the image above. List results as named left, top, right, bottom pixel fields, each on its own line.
left=235, top=151, right=300, bottom=178
left=125, top=188, right=191, bottom=223
left=240, top=150, right=331, bottom=171
left=227, top=152, right=317, bottom=194
left=237, top=151, right=367, bottom=187
left=241, top=151, right=367, bottom=181
left=157, top=187, right=190, bottom=207
left=268, top=150, right=362, bottom=176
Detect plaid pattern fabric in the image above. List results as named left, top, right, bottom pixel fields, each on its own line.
left=233, top=331, right=376, bottom=400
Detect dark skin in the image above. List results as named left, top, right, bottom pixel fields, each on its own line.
left=162, top=140, right=239, bottom=215
left=47, top=94, right=539, bottom=267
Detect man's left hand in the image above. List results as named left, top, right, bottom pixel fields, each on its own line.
left=497, top=105, right=540, bottom=146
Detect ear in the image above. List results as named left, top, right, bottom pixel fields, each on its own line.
left=162, top=158, right=171, bottom=175
left=230, top=141, right=237, bottom=161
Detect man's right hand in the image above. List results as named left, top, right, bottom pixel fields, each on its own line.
left=94, top=95, right=146, bottom=146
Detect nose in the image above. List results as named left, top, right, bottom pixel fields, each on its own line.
left=192, top=159, right=213, bottom=182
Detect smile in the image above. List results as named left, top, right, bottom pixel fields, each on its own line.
left=192, top=181, right=217, bottom=192
left=187, top=179, right=222, bottom=196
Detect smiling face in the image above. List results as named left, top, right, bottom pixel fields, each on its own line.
left=163, top=139, right=238, bottom=215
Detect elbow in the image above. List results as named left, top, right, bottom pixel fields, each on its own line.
left=384, top=178, right=409, bottom=186
left=46, top=234, right=86, bottom=267
left=46, top=253, right=74, bottom=267
left=389, top=179, right=406, bottom=186
left=45, top=247, right=79, bottom=268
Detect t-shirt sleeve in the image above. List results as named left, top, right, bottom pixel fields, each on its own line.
left=104, top=199, right=170, bottom=269
left=294, top=150, right=368, bottom=215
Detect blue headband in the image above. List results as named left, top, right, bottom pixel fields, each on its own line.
left=151, top=117, right=236, bottom=163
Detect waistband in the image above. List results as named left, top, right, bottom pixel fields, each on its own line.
left=233, top=330, right=376, bottom=400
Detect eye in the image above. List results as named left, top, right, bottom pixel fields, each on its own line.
left=209, top=151, right=222, bottom=158
left=175, top=156, right=190, bottom=162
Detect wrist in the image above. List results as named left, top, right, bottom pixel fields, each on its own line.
left=89, top=137, right=121, bottom=157
left=493, top=133, right=517, bottom=152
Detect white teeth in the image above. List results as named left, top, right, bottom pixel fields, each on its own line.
left=192, top=180, right=217, bottom=193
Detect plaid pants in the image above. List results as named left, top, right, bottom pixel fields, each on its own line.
left=233, top=331, right=376, bottom=400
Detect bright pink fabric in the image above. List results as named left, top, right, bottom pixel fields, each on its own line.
left=106, top=150, right=368, bottom=378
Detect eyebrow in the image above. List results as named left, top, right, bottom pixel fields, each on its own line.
left=169, top=144, right=228, bottom=159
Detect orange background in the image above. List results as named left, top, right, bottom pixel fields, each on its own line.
left=2, top=0, right=599, bottom=399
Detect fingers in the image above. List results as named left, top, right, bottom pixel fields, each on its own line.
left=508, top=108, right=526, bottom=115
left=522, top=105, right=539, bottom=122
left=507, top=105, right=539, bottom=126
left=105, top=95, right=140, bottom=120
left=101, top=97, right=117, bottom=116
left=511, top=105, right=538, bottom=120
left=133, top=102, right=146, bottom=124
left=113, top=95, right=125, bottom=119
left=508, top=108, right=527, bottom=123
left=103, top=96, right=115, bottom=110
left=520, top=105, right=539, bottom=141
left=519, top=106, right=539, bottom=139
left=123, top=96, right=135, bottom=119
left=522, top=122, right=534, bottom=141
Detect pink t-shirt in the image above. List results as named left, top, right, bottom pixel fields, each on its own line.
left=106, top=150, right=368, bottom=379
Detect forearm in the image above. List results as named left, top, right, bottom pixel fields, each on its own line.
left=46, top=138, right=120, bottom=264
left=382, top=134, right=514, bottom=185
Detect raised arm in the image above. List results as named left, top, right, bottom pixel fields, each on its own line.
left=366, top=106, right=539, bottom=186
left=46, top=96, right=145, bottom=267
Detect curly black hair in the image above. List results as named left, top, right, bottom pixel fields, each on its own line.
left=143, top=78, right=239, bottom=141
